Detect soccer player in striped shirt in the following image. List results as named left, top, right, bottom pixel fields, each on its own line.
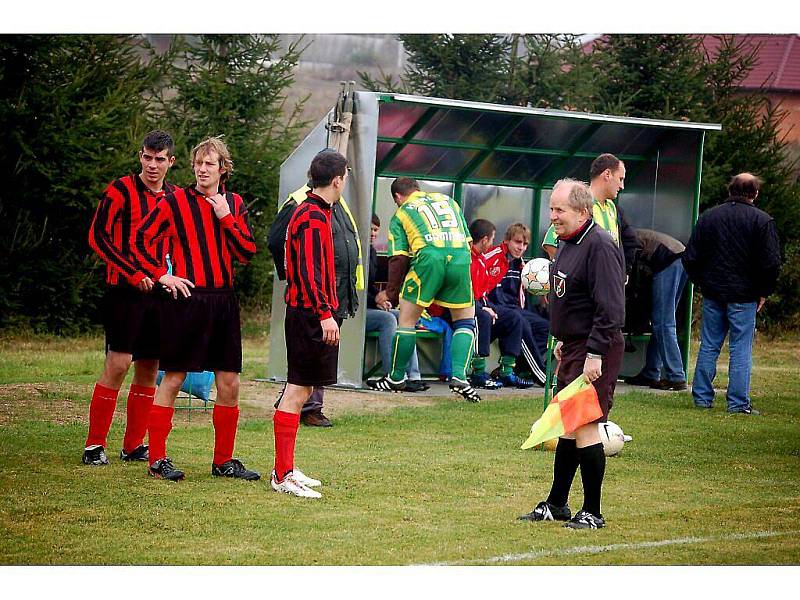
left=270, top=150, right=348, bottom=498
left=368, top=177, right=481, bottom=403
left=83, top=130, right=178, bottom=467
left=132, top=136, right=258, bottom=482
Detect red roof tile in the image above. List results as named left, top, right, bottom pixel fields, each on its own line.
left=701, top=35, right=800, bottom=92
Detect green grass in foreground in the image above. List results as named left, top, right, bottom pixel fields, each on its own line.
left=0, top=334, right=798, bottom=565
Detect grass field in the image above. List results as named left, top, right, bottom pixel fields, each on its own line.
left=1, top=330, right=799, bottom=566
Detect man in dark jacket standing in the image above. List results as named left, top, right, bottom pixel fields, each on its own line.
left=683, top=173, right=781, bottom=414
left=519, top=178, right=625, bottom=530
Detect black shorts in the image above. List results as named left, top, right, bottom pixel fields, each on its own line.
left=159, top=288, right=242, bottom=373
left=556, top=332, right=625, bottom=424
left=103, top=285, right=160, bottom=360
left=285, top=306, right=340, bottom=387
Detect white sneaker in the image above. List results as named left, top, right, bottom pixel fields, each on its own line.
left=292, top=468, right=321, bottom=488
left=270, top=471, right=322, bottom=499
left=271, top=468, right=321, bottom=488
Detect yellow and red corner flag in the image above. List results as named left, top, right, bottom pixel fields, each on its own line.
left=521, top=375, right=602, bottom=449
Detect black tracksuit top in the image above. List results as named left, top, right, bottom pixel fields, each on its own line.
left=549, top=220, right=626, bottom=356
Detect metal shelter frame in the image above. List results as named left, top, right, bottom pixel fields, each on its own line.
left=267, top=92, right=721, bottom=389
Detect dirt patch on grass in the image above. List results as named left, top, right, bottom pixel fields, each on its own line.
left=0, top=380, right=456, bottom=426
left=237, top=380, right=443, bottom=420
left=0, top=383, right=90, bottom=425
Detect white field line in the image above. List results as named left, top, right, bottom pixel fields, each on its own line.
left=421, top=529, right=800, bottom=566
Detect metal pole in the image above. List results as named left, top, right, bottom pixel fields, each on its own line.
left=683, top=131, right=706, bottom=380
left=537, top=333, right=556, bottom=451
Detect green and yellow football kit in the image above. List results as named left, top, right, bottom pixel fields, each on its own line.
left=388, top=190, right=474, bottom=308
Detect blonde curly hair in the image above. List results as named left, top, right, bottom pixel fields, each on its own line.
left=191, top=136, right=234, bottom=182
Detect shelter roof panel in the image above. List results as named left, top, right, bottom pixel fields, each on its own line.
left=387, top=143, right=479, bottom=178
left=474, top=151, right=557, bottom=183
left=581, top=122, right=665, bottom=156
left=414, top=109, right=514, bottom=145
left=377, top=102, right=430, bottom=138
left=504, top=117, right=595, bottom=151
left=375, top=141, right=395, bottom=167
left=547, top=156, right=595, bottom=184
left=382, top=94, right=721, bottom=131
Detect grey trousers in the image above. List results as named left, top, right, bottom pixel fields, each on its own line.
left=301, top=387, right=324, bottom=415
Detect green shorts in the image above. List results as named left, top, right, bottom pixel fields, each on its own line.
left=400, top=248, right=474, bottom=309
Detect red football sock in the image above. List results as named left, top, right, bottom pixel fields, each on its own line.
left=273, top=410, right=300, bottom=481
left=85, top=383, right=119, bottom=448
left=212, top=404, right=240, bottom=466
left=147, top=404, right=174, bottom=466
left=122, top=384, right=156, bottom=454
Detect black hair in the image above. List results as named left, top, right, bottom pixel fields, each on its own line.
left=142, top=130, right=175, bottom=157
left=390, top=177, right=420, bottom=199
left=589, top=153, right=622, bottom=181
left=469, top=218, right=496, bottom=242
left=308, top=149, right=348, bottom=188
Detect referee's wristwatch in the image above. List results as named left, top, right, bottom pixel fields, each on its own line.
left=586, top=352, right=603, bottom=360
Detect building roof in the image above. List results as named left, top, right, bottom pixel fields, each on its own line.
left=701, top=35, right=800, bottom=92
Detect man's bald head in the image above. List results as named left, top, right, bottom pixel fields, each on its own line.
left=727, top=173, right=763, bottom=201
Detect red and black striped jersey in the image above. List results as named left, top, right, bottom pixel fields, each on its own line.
left=88, top=174, right=175, bottom=286
left=284, top=192, right=339, bottom=320
left=133, top=185, right=256, bottom=289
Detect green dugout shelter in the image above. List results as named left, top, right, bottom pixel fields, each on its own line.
left=267, top=92, right=722, bottom=388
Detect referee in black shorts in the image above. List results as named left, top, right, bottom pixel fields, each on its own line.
left=519, top=178, right=625, bottom=529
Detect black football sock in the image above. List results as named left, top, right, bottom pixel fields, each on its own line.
left=578, top=442, right=606, bottom=517
left=546, top=437, right=579, bottom=507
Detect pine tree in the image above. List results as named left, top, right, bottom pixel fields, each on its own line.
left=163, top=34, right=308, bottom=310
left=360, top=35, right=511, bottom=102
left=502, top=34, right=598, bottom=111
left=360, top=34, right=598, bottom=111
left=0, top=35, right=171, bottom=333
left=590, top=35, right=709, bottom=119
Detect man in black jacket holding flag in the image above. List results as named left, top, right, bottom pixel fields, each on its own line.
left=518, top=178, right=625, bottom=530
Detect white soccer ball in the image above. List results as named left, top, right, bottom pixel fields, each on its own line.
left=521, top=257, right=551, bottom=296
left=598, top=420, right=629, bottom=457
